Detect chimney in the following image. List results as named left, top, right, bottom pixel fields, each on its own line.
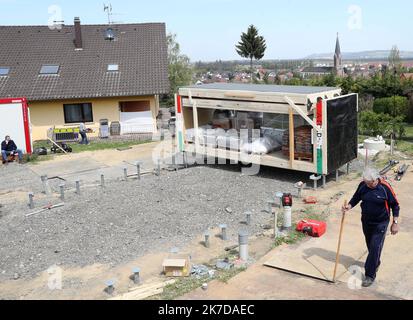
left=74, top=17, right=83, bottom=49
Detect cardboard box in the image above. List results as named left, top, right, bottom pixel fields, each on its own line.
left=162, top=255, right=191, bottom=277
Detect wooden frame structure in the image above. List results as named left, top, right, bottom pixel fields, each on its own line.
left=175, top=83, right=357, bottom=175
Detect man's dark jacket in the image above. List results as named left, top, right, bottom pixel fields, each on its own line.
left=349, top=181, right=400, bottom=224
left=1, top=140, right=18, bottom=152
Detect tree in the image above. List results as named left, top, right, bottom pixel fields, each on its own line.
left=235, top=25, right=267, bottom=83
left=388, top=45, right=402, bottom=71
left=164, top=33, right=193, bottom=107
left=373, top=96, right=409, bottom=120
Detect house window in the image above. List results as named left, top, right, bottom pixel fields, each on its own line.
left=40, top=65, right=60, bottom=75
left=107, top=64, right=119, bottom=72
left=0, top=67, right=10, bottom=76
left=63, top=103, right=93, bottom=123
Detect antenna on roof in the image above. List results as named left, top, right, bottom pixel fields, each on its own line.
left=103, top=3, right=113, bottom=24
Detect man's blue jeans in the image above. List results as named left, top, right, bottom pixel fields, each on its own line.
left=80, top=132, right=89, bottom=145
left=2, top=150, right=23, bottom=161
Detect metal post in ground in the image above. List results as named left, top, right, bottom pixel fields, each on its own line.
left=282, top=206, right=292, bottom=231
left=183, top=152, right=188, bottom=169
left=310, top=175, right=321, bottom=190
left=75, top=180, right=81, bottom=195
left=123, top=167, right=128, bottom=181
left=336, top=170, right=339, bottom=182
left=104, top=280, right=115, bottom=295
left=219, top=224, right=228, bottom=241
left=346, top=163, right=350, bottom=175
left=204, top=231, right=210, bottom=248
left=41, top=175, right=51, bottom=195
left=132, top=267, right=141, bottom=285
left=156, top=159, right=161, bottom=177
left=238, top=231, right=249, bottom=261
left=28, top=192, right=34, bottom=209
left=245, top=211, right=252, bottom=226
left=274, top=209, right=279, bottom=238
left=101, top=174, right=105, bottom=188
left=136, top=161, right=142, bottom=180
left=175, top=154, right=179, bottom=172
left=59, top=184, right=65, bottom=201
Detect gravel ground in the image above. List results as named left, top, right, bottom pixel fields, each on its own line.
left=0, top=159, right=364, bottom=282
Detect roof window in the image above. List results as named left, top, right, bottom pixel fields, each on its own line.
left=40, top=65, right=60, bottom=75
left=107, top=64, right=119, bottom=72
left=0, top=67, right=10, bottom=76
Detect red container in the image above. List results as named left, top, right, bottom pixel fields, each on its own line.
left=296, top=219, right=327, bottom=238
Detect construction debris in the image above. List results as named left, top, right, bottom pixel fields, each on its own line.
left=162, top=255, right=191, bottom=277
left=25, top=203, right=65, bottom=217
left=395, top=164, right=409, bottom=181
left=109, top=279, right=175, bottom=300
left=216, top=258, right=234, bottom=270
left=379, top=160, right=400, bottom=175
left=303, top=196, right=318, bottom=204
left=191, top=265, right=211, bottom=278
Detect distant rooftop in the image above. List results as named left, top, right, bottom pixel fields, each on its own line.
left=185, top=83, right=340, bottom=95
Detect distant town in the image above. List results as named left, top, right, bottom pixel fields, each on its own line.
left=193, top=35, right=413, bottom=85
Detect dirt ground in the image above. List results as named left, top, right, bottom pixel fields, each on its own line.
left=182, top=161, right=413, bottom=300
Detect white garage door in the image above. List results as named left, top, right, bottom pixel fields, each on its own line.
left=120, top=111, right=154, bottom=134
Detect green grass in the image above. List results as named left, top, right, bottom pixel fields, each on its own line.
left=395, top=140, right=413, bottom=156
left=27, top=139, right=153, bottom=164
left=33, top=139, right=152, bottom=154
left=152, top=265, right=247, bottom=300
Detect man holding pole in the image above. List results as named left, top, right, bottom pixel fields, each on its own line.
left=342, top=168, right=400, bottom=287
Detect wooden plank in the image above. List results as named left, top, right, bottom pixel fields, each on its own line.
left=108, top=279, right=176, bottom=300
left=179, top=87, right=312, bottom=105
left=283, top=96, right=321, bottom=133
left=109, top=288, right=163, bottom=300
left=129, top=279, right=176, bottom=293
left=289, top=107, right=295, bottom=169
left=264, top=206, right=368, bottom=283
left=181, top=98, right=306, bottom=115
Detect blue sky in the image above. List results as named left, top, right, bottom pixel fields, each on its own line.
left=0, top=0, right=411, bottom=61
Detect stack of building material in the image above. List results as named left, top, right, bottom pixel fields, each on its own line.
left=108, top=279, right=176, bottom=300
left=157, top=109, right=172, bottom=129
left=282, top=125, right=313, bottom=161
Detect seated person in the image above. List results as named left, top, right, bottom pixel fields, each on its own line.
left=1, top=135, right=23, bottom=164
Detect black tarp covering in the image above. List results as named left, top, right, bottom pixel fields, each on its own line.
left=327, top=94, right=358, bottom=174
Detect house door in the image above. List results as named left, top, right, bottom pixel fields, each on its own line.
left=119, top=101, right=154, bottom=134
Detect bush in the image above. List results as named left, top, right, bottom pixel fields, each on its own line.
left=373, top=96, right=409, bottom=120
left=359, top=111, right=405, bottom=139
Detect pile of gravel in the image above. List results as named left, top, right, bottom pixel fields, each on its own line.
left=0, top=164, right=307, bottom=281
left=0, top=159, right=364, bottom=282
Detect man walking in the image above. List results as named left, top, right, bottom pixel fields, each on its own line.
left=79, top=122, right=89, bottom=145
left=342, top=167, right=400, bottom=287
left=1, top=135, right=23, bottom=164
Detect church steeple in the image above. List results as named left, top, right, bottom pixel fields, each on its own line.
left=334, top=33, right=343, bottom=76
